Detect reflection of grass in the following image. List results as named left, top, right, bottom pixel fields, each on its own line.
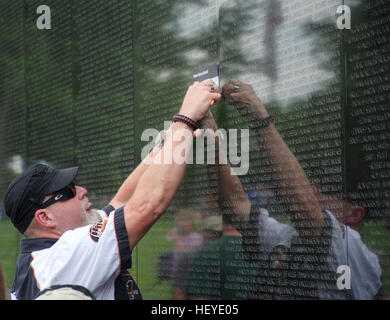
left=0, top=215, right=175, bottom=299
left=0, top=219, right=21, bottom=290
left=133, top=215, right=175, bottom=300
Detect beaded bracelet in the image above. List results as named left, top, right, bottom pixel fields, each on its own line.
left=173, top=114, right=200, bottom=131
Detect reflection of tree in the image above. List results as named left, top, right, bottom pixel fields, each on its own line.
left=0, top=0, right=220, bottom=206
left=0, top=1, right=27, bottom=199
left=302, top=0, right=390, bottom=221
left=1, top=1, right=385, bottom=220
left=213, top=0, right=389, bottom=223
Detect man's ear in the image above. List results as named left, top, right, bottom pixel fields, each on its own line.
left=34, top=209, right=56, bottom=229
left=346, top=206, right=365, bottom=226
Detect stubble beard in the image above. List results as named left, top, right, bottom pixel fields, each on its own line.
left=81, top=197, right=102, bottom=225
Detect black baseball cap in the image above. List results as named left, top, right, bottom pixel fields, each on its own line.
left=4, top=164, right=79, bottom=234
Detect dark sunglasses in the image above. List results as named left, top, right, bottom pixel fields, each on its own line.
left=39, top=183, right=76, bottom=209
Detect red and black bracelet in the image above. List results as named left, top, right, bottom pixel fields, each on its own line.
left=173, top=114, right=200, bottom=131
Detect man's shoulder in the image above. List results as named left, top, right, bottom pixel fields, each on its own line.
left=20, top=238, right=57, bottom=254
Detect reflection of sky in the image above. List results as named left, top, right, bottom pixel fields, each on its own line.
left=172, top=0, right=342, bottom=108
left=239, top=0, right=341, bottom=106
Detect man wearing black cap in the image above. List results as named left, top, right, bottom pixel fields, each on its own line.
left=4, top=79, right=221, bottom=300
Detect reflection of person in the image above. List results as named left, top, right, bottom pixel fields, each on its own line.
left=168, top=209, right=203, bottom=300
left=212, top=79, right=382, bottom=299
left=186, top=213, right=257, bottom=300
left=350, top=187, right=390, bottom=298
left=168, top=209, right=203, bottom=258
left=0, top=263, right=7, bottom=300
left=201, top=215, right=223, bottom=245
left=4, top=79, right=221, bottom=300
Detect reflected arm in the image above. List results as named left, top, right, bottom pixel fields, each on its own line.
left=225, top=80, right=324, bottom=234
left=202, top=112, right=251, bottom=228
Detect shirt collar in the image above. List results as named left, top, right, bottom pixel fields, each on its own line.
left=20, top=238, right=58, bottom=254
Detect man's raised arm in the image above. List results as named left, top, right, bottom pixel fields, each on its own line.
left=122, top=80, right=221, bottom=250
left=109, top=144, right=162, bottom=209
